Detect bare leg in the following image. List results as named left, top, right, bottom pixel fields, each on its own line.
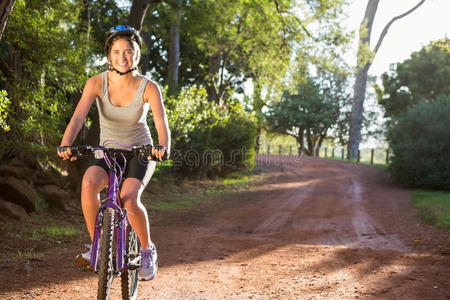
left=81, top=166, right=108, bottom=241
left=120, top=178, right=152, bottom=249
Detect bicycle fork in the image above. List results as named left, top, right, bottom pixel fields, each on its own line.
left=90, top=202, right=128, bottom=273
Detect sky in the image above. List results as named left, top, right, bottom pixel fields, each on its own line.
left=344, top=0, right=450, bottom=77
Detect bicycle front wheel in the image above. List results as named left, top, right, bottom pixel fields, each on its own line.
left=98, top=207, right=115, bottom=300
left=121, top=226, right=140, bottom=300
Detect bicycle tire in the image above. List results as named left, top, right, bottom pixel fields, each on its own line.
left=121, top=226, right=140, bottom=300
left=98, top=207, right=115, bottom=300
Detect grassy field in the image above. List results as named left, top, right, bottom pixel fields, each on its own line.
left=411, top=190, right=450, bottom=228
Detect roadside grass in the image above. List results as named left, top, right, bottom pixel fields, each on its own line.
left=23, top=225, right=79, bottom=240
left=0, top=214, right=82, bottom=262
left=411, top=190, right=450, bottom=228
left=3, top=215, right=80, bottom=242
left=11, top=248, right=44, bottom=261
left=145, top=171, right=254, bottom=211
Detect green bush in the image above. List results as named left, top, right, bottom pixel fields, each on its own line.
left=387, top=95, right=450, bottom=190
left=150, top=86, right=257, bottom=177
left=0, top=90, right=11, bottom=132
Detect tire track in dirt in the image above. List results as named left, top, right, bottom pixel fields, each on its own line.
left=221, top=156, right=409, bottom=253
left=347, top=179, right=409, bottom=252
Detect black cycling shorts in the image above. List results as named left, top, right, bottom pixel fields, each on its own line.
left=88, top=154, right=156, bottom=187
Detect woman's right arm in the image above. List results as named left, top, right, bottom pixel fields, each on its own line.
left=58, top=75, right=101, bottom=160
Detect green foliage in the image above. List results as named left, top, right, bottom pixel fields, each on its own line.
left=0, top=0, right=91, bottom=161
left=151, top=86, right=257, bottom=176
left=87, top=0, right=129, bottom=56
left=387, top=96, right=450, bottom=190
left=411, top=190, right=450, bottom=228
left=0, top=90, right=10, bottom=132
left=377, top=38, right=450, bottom=118
left=265, top=74, right=344, bottom=155
left=145, top=0, right=298, bottom=101
left=143, top=0, right=347, bottom=103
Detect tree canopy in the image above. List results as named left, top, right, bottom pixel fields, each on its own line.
left=376, top=38, right=450, bottom=118
left=265, top=70, right=346, bottom=156
left=0, top=0, right=359, bottom=176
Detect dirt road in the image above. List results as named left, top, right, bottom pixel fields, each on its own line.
left=1, top=156, right=449, bottom=299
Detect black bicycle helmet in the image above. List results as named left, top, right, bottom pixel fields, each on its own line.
left=104, top=25, right=142, bottom=55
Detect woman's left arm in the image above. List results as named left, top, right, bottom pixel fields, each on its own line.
left=145, top=80, right=171, bottom=160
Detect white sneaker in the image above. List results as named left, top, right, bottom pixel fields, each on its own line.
left=75, top=244, right=92, bottom=267
left=139, top=245, right=158, bottom=281
left=75, top=244, right=100, bottom=269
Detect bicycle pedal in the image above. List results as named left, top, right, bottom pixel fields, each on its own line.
left=75, top=256, right=90, bottom=267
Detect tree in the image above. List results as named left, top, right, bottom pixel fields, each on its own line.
left=376, top=38, right=450, bottom=118
left=347, top=0, right=426, bottom=160
left=0, top=0, right=90, bottom=161
left=141, top=0, right=308, bottom=102
left=128, top=0, right=162, bottom=31
left=265, top=76, right=341, bottom=156
left=0, top=0, right=16, bottom=42
left=167, top=0, right=182, bottom=96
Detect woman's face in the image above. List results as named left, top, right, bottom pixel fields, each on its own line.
left=109, top=38, right=137, bottom=73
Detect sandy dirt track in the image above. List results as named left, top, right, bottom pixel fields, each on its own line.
left=0, top=155, right=449, bottom=299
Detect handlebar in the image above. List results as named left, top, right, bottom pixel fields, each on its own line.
left=57, top=145, right=169, bottom=162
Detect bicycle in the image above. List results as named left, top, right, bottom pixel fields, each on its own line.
left=61, top=144, right=167, bottom=300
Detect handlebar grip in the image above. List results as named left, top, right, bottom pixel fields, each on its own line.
left=134, top=145, right=169, bottom=162
left=57, top=145, right=92, bottom=158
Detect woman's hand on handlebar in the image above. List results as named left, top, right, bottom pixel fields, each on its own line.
left=57, top=146, right=77, bottom=161
left=150, top=145, right=168, bottom=161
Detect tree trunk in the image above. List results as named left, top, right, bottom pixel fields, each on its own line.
left=255, top=125, right=262, bottom=154
left=316, top=134, right=326, bottom=157
left=167, top=0, right=182, bottom=96
left=347, top=0, right=378, bottom=160
left=253, top=81, right=265, bottom=154
left=128, top=0, right=162, bottom=31
left=80, top=0, right=91, bottom=39
left=305, top=129, right=313, bottom=156
left=347, top=0, right=426, bottom=160
left=139, top=31, right=152, bottom=74
left=0, top=0, right=16, bottom=42
left=205, top=54, right=219, bottom=103
left=348, top=63, right=371, bottom=159
left=296, top=129, right=304, bottom=155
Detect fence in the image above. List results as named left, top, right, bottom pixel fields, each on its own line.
left=257, top=144, right=390, bottom=165
left=318, top=147, right=390, bottom=165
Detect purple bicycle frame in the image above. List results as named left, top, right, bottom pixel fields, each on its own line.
left=90, top=154, right=130, bottom=273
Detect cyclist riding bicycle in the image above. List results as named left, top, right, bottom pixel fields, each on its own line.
left=57, top=25, right=170, bottom=281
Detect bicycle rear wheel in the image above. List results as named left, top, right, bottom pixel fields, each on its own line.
left=98, top=207, right=115, bottom=300
left=121, top=226, right=140, bottom=300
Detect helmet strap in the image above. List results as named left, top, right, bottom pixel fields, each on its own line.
left=112, top=66, right=137, bottom=76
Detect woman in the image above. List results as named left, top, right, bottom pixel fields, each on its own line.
left=57, top=25, right=170, bottom=281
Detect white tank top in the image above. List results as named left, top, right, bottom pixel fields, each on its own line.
left=96, top=71, right=153, bottom=148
